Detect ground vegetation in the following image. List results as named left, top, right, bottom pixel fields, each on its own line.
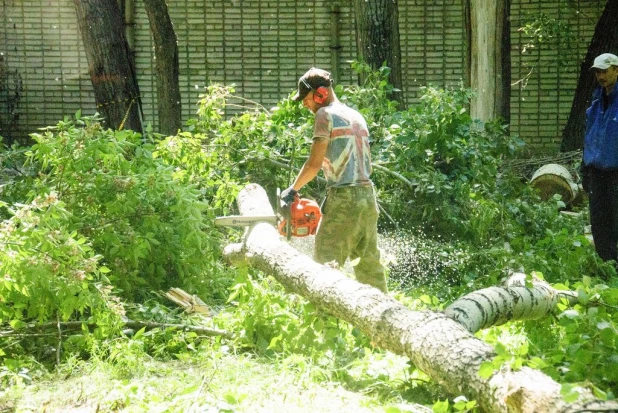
left=1, top=64, right=617, bottom=412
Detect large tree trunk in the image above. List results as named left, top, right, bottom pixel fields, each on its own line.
left=467, top=0, right=511, bottom=123
left=223, top=183, right=617, bottom=413
left=143, top=0, right=182, bottom=136
left=445, top=273, right=577, bottom=334
left=73, top=0, right=143, bottom=134
left=560, top=0, right=618, bottom=152
left=353, top=0, right=404, bottom=105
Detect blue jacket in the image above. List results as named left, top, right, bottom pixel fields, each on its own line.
left=584, top=84, right=618, bottom=169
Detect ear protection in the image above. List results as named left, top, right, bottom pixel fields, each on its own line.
left=313, top=86, right=329, bottom=104
left=300, top=77, right=330, bottom=104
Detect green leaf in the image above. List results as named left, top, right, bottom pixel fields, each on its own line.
left=478, top=361, right=494, bottom=379
left=420, top=295, right=432, bottom=305
left=527, top=357, right=548, bottom=369
left=133, top=326, right=147, bottom=340
left=432, top=399, right=450, bottom=413
left=223, top=392, right=238, bottom=405
left=592, top=385, right=607, bottom=400
left=560, top=384, right=580, bottom=404
left=9, top=319, right=25, bottom=330
left=494, top=342, right=507, bottom=355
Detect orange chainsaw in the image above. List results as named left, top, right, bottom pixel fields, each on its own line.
left=214, top=191, right=321, bottom=240
left=278, top=194, right=322, bottom=239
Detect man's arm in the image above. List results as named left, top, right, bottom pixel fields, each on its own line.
left=291, top=137, right=329, bottom=191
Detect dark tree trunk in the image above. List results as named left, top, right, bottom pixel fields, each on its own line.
left=354, top=0, right=404, bottom=105
left=463, top=0, right=471, bottom=90
left=467, top=0, right=511, bottom=123
left=143, top=0, right=182, bottom=136
left=500, top=0, right=511, bottom=125
left=73, top=0, right=143, bottom=134
left=561, top=0, right=618, bottom=152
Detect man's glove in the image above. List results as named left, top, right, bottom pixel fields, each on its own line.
left=280, top=186, right=298, bottom=205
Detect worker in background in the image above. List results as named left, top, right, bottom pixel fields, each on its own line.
left=582, top=53, right=618, bottom=264
left=280, top=67, right=388, bottom=292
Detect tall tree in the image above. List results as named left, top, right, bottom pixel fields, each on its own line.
left=143, top=0, right=182, bottom=136
left=73, top=0, right=143, bottom=134
left=465, top=0, right=511, bottom=123
left=560, top=0, right=618, bottom=152
left=353, top=0, right=404, bottom=105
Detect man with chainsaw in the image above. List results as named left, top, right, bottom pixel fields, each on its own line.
left=280, top=67, right=387, bottom=293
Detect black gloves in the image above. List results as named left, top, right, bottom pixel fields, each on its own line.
left=280, top=186, right=298, bottom=205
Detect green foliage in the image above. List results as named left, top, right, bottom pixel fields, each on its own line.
left=524, top=278, right=618, bottom=397
left=0, top=196, right=109, bottom=323
left=3, top=63, right=618, bottom=408
left=517, top=5, right=586, bottom=82
left=219, top=269, right=367, bottom=358
left=373, top=82, right=525, bottom=241
left=20, top=114, right=229, bottom=300
left=0, top=195, right=124, bottom=385
left=432, top=396, right=478, bottom=413
left=520, top=13, right=576, bottom=51
left=340, top=62, right=400, bottom=145
left=183, top=84, right=318, bottom=202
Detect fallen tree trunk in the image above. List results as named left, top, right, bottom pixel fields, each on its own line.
left=444, top=273, right=578, bottom=334
left=223, top=183, right=617, bottom=413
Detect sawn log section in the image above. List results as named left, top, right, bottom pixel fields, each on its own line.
left=223, top=183, right=617, bottom=413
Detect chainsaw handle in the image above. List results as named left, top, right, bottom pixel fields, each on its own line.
left=277, top=187, right=295, bottom=240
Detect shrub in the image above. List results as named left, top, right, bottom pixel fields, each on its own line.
left=19, top=114, right=229, bottom=300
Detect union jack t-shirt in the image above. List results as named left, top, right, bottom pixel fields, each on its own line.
left=313, top=102, right=373, bottom=188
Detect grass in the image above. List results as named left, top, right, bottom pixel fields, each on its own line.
left=0, top=343, right=438, bottom=413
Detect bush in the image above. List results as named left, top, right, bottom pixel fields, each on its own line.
left=15, top=114, right=230, bottom=300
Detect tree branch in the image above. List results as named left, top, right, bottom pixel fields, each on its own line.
left=0, top=320, right=231, bottom=339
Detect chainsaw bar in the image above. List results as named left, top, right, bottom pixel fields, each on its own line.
left=214, top=215, right=278, bottom=227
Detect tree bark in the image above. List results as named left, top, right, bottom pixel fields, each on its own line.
left=353, top=0, right=404, bottom=105
left=462, top=0, right=471, bottom=90
left=223, top=183, right=617, bottom=413
left=143, top=0, right=182, bottom=136
left=467, top=0, right=511, bottom=123
left=560, top=0, right=618, bottom=152
left=73, top=0, right=143, bottom=134
left=444, top=273, right=577, bottom=334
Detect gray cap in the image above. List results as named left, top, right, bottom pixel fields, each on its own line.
left=591, top=53, right=618, bottom=70
left=292, top=68, right=333, bottom=101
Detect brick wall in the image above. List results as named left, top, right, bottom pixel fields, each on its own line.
left=0, top=0, right=606, bottom=150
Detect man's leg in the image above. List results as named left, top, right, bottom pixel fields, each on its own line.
left=351, top=188, right=387, bottom=293
left=314, top=190, right=353, bottom=268
left=589, top=170, right=618, bottom=262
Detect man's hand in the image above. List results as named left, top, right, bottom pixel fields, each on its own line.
left=280, top=187, right=298, bottom=205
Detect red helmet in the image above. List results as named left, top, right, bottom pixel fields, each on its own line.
left=279, top=197, right=322, bottom=237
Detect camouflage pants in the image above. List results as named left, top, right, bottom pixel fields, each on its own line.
left=314, top=185, right=387, bottom=292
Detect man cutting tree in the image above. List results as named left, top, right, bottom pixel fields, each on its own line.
left=280, top=67, right=387, bottom=293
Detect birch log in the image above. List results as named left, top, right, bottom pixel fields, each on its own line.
left=223, top=183, right=618, bottom=413
left=444, top=273, right=577, bottom=334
